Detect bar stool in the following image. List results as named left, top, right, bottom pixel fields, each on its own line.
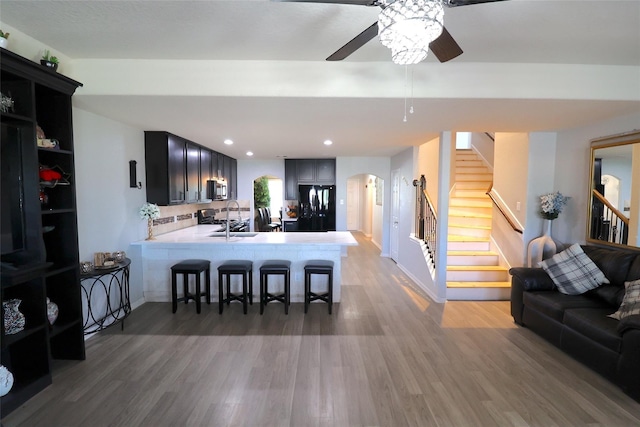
left=218, top=260, right=253, bottom=314
left=260, top=260, right=291, bottom=314
left=171, top=259, right=211, bottom=314
left=304, top=260, right=334, bottom=314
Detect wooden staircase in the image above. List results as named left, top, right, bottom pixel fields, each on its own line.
left=446, top=150, right=510, bottom=300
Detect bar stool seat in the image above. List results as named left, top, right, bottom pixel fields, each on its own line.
left=171, top=259, right=211, bottom=314
left=218, top=260, right=253, bottom=314
left=304, top=260, right=334, bottom=314
left=260, top=260, right=291, bottom=314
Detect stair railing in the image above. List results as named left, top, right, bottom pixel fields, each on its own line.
left=591, top=189, right=629, bottom=245
left=413, top=175, right=437, bottom=267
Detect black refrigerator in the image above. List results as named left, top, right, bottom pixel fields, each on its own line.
left=298, top=185, right=336, bottom=231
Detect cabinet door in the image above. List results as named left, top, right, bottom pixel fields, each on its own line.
left=229, top=158, right=237, bottom=199
left=168, top=135, right=186, bottom=204
left=223, top=155, right=232, bottom=183
left=296, top=159, right=316, bottom=183
left=211, top=151, right=219, bottom=178
left=200, top=148, right=212, bottom=201
left=284, top=159, right=298, bottom=200
left=316, top=159, right=335, bottom=183
left=186, top=143, right=200, bottom=203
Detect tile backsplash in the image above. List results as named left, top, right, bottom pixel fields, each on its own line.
left=152, top=200, right=251, bottom=236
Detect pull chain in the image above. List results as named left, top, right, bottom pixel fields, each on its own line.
left=403, top=65, right=408, bottom=122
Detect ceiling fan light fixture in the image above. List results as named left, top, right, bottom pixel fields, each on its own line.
left=378, top=0, right=445, bottom=65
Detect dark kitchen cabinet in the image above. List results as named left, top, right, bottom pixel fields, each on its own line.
left=229, top=157, right=237, bottom=199
left=1, top=47, right=85, bottom=416
left=285, top=158, right=336, bottom=192
left=145, top=131, right=236, bottom=205
left=316, top=159, right=335, bottom=183
left=186, top=142, right=200, bottom=203
left=284, top=159, right=298, bottom=200
left=145, top=131, right=187, bottom=205
left=296, top=159, right=316, bottom=183
left=200, top=148, right=212, bottom=201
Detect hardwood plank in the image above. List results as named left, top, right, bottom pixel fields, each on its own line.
left=3, top=232, right=640, bottom=426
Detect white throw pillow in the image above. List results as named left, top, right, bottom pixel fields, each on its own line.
left=609, top=279, right=640, bottom=320
left=539, top=243, right=610, bottom=295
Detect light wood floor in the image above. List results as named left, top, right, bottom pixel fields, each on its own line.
left=4, top=232, right=640, bottom=426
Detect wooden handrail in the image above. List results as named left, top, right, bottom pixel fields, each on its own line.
left=486, top=188, right=523, bottom=234
left=422, top=189, right=437, bottom=221
left=592, top=189, right=629, bottom=225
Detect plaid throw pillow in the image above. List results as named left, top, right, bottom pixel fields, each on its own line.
left=539, top=243, right=610, bottom=295
left=609, top=279, right=640, bottom=320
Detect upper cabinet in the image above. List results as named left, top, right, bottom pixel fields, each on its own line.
left=285, top=158, right=336, bottom=196
left=144, top=131, right=236, bottom=205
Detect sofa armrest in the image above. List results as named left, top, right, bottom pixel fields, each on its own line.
left=509, top=267, right=555, bottom=325
left=509, top=267, right=555, bottom=291
left=618, top=314, right=640, bottom=334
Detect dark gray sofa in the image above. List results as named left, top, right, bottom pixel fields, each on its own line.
left=510, top=245, right=640, bottom=402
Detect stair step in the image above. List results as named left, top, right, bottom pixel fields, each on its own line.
left=456, top=173, right=494, bottom=182
left=446, top=281, right=511, bottom=288
left=449, top=206, right=493, bottom=217
left=456, top=181, right=492, bottom=190
left=446, top=283, right=511, bottom=301
left=447, top=251, right=500, bottom=266
left=456, top=160, right=484, bottom=167
left=449, top=216, right=492, bottom=228
left=449, top=225, right=491, bottom=238
left=453, top=189, right=488, bottom=198
left=448, top=238, right=491, bottom=252
left=450, top=197, right=492, bottom=207
left=456, top=166, right=491, bottom=174
left=446, top=266, right=509, bottom=282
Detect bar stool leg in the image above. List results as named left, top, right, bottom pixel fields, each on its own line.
left=206, top=267, right=211, bottom=305
left=285, top=270, right=290, bottom=315
left=195, top=272, right=202, bottom=314
left=260, top=272, right=265, bottom=315
left=328, top=270, right=333, bottom=314
left=304, top=271, right=310, bottom=313
left=249, top=270, right=253, bottom=305
left=242, top=273, right=248, bottom=314
left=218, top=270, right=224, bottom=314
left=172, top=270, right=178, bottom=313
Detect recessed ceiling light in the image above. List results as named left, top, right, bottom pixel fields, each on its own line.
left=224, top=139, right=234, bottom=145
left=324, top=139, right=333, bottom=146
left=246, top=151, right=253, bottom=156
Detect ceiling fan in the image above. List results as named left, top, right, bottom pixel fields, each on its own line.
left=275, top=0, right=508, bottom=63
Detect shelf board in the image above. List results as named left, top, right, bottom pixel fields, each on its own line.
left=1, top=324, right=48, bottom=349
left=49, top=318, right=81, bottom=339
left=37, top=147, right=73, bottom=156
left=41, top=208, right=76, bottom=215
left=0, top=111, right=34, bottom=124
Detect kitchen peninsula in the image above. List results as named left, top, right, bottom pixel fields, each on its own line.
left=130, top=226, right=358, bottom=304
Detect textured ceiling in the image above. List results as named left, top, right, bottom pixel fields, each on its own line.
left=1, top=0, right=639, bottom=159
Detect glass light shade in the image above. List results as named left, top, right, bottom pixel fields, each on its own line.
left=378, top=0, right=445, bottom=65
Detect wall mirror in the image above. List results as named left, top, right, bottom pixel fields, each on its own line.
left=587, top=130, right=640, bottom=249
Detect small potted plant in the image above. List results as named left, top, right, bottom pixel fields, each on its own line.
left=40, top=49, right=59, bottom=71
left=0, top=30, right=9, bottom=49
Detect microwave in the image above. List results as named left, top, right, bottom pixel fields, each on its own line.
left=206, top=179, right=227, bottom=200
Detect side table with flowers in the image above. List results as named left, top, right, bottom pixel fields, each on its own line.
left=527, top=191, right=570, bottom=267
left=140, top=202, right=161, bottom=240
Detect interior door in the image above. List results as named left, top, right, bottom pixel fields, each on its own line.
left=391, top=170, right=400, bottom=262
left=347, top=178, right=360, bottom=231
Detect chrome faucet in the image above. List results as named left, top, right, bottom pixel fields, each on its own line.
left=225, top=199, right=242, bottom=241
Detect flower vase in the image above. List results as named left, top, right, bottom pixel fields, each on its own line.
left=527, top=219, right=561, bottom=267
left=146, top=218, right=155, bottom=240
left=47, top=298, right=59, bottom=325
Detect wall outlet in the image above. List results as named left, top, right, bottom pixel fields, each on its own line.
left=516, top=201, right=521, bottom=211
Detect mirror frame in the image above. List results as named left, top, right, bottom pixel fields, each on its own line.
left=587, top=130, right=640, bottom=249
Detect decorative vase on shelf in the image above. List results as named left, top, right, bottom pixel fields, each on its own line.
left=47, top=297, right=59, bottom=325
left=528, top=219, right=562, bottom=267
left=146, top=218, right=155, bottom=240
left=3, top=299, right=26, bottom=335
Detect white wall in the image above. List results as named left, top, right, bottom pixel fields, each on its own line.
left=73, top=107, right=147, bottom=304
left=492, top=133, right=531, bottom=266
left=417, top=137, right=440, bottom=212
left=372, top=177, right=384, bottom=248
left=471, top=133, right=495, bottom=169
left=236, top=159, right=284, bottom=231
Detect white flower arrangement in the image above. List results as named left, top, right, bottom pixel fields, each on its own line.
left=139, top=202, right=161, bottom=220
left=539, top=191, right=570, bottom=220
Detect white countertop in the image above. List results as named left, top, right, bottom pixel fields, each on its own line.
left=133, top=225, right=358, bottom=246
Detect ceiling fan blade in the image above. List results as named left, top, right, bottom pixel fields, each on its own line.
left=429, top=27, right=463, bottom=63
left=445, top=0, right=508, bottom=7
left=326, top=22, right=378, bottom=61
